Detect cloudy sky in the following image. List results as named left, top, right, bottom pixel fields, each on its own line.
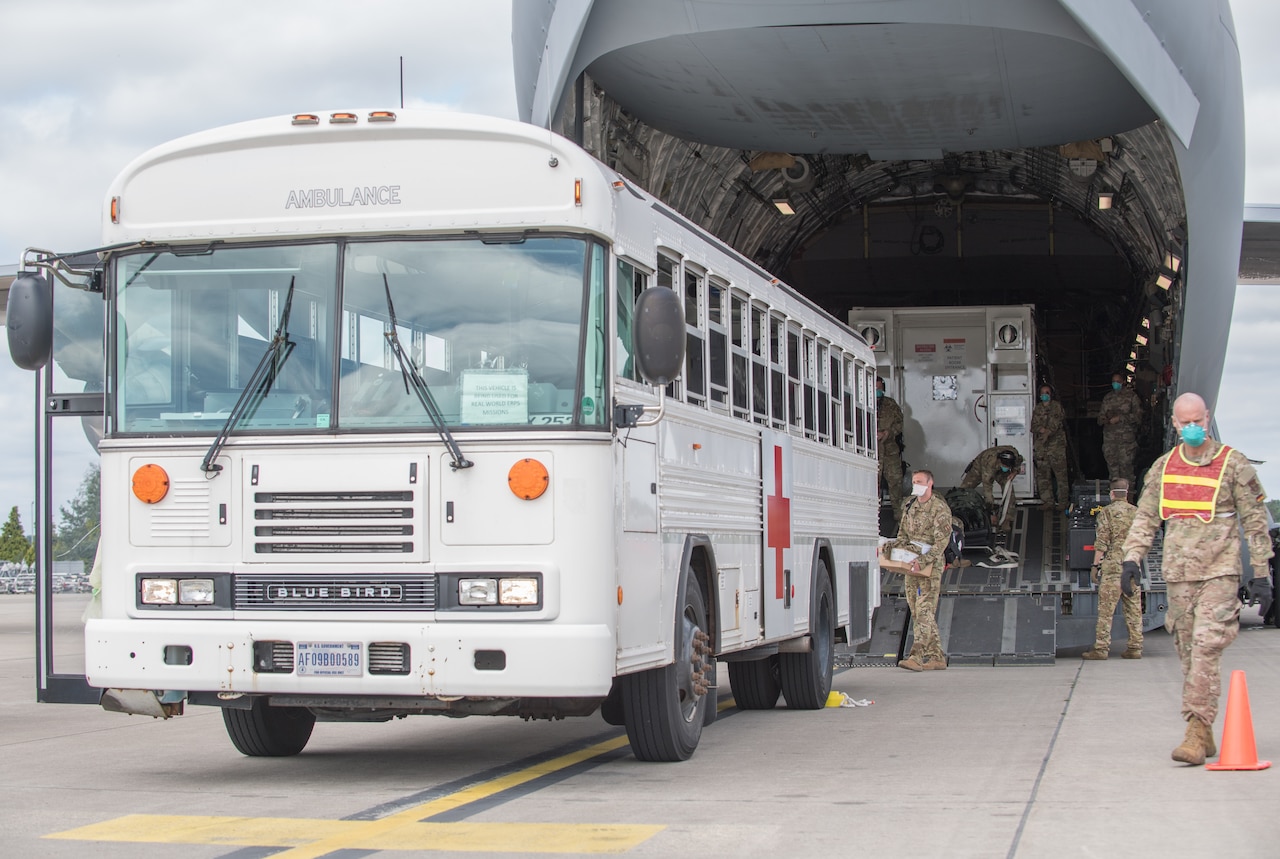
left=1, top=1, right=1278, bottom=528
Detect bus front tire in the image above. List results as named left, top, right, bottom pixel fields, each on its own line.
left=779, top=565, right=835, bottom=710
left=222, top=698, right=316, bottom=757
left=621, top=578, right=710, bottom=761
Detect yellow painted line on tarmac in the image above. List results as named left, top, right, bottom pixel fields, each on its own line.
left=46, top=733, right=664, bottom=855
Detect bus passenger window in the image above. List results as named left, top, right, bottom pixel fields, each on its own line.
left=769, top=313, right=786, bottom=428
left=787, top=328, right=802, bottom=430
left=708, top=279, right=729, bottom=409
left=730, top=292, right=749, bottom=419
left=829, top=352, right=842, bottom=447
left=684, top=267, right=706, bottom=406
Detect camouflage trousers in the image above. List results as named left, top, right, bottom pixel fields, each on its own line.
left=1093, top=569, right=1143, bottom=652
left=1102, top=435, right=1137, bottom=487
left=1035, top=444, right=1069, bottom=505
left=1166, top=576, right=1241, bottom=725
left=879, top=452, right=904, bottom=521
left=905, top=567, right=945, bottom=662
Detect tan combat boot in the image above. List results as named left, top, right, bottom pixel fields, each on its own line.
left=1171, top=719, right=1211, bottom=765
left=897, top=656, right=925, bottom=672
left=1081, top=648, right=1108, bottom=660
left=1121, top=647, right=1142, bottom=659
left=922, top=657, right=948, bottom=670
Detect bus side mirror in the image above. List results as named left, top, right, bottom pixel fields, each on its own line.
left=6, top=271, right=54, bottom=371
left=632, top=287, right=685, bottom=386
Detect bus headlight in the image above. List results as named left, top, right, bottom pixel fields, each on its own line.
left=458, top=578, right=498, bottom=605
left=178, top=578, right=215, bottom=605
left=141, top=578, right=178, bottom=605
left=141, top=576, right=219, bottom=606
left=499, top=577, right=539, bottom=606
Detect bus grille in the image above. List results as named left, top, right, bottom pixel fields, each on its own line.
left=234, top=574, right=436, bottom=610
left=252, top=491, right=416, bottom=555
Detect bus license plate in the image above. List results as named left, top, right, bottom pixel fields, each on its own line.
left=296, top=642, right=362, bottom=677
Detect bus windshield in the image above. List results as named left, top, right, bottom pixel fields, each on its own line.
left=113, top=236, right=608, bottom=433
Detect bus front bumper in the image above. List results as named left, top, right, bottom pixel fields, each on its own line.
left=84, top=618, right=617, bottom=699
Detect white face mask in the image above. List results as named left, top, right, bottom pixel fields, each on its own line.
left=911, top=483, right=928, bottom=498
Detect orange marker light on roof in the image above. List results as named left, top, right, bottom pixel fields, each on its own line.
left=291, top=114, right=320, bottom=125
left=368, top=110, right=397, bottom=122
left=508, top=458, right=549, bottom=500
left=132, top=464, right=170, bottom=504
left=329, top=112, right=358, bottom=124
left=574, top=178, right=582, bottom=206
left=110, top=196, right=120, bottom=224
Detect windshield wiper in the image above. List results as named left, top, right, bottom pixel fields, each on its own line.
left=200, top=277, right=298, bottom=475
left=381, top=274, right=473, bottom=471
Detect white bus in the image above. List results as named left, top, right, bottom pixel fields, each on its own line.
left=9, top=110, right=881, bottom=761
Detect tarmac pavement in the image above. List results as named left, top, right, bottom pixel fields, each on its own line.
left=0, top=594, right=1276, bottom=858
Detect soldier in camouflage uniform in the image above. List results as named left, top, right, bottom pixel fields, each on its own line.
left=1097, top=372, right=1142, bottom=487
left=1082, top=479, right=1143, bottom=659
left=1122, top=393, right=1274, bottom=766
left=883, top=469, right=952, bottom=671
left=959, top=445, right=1023, bottom=533
left=876, top=377, right=906, bottom=523
left=1031, top=384, right=1069, bottom=510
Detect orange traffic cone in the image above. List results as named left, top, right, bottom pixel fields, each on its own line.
left=1206, top=670, right=1271, bottom=771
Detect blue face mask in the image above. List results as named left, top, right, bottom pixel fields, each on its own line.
left=1180, top=423, right=1207, bottom=447
left=1000, top=466, right=1010, bottom=473
left=1040, top=393, right=1050, bottom=402
left=1112, top=381, right=1122, bottom=391
left=875, top=389, right=884, bottom=399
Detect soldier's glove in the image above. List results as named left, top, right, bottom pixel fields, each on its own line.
left=1247, top=576, right=1274, bottom=620
left=1090, top=564, right=1101, bottom=585
left=1121, top=561, right=1142, bottom=597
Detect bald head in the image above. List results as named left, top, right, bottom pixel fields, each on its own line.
left=1172, top=392, right=1211, bottom=450
left=1172, top=393, right=1208, bottom=425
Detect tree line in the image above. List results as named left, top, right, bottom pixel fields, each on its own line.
left=0, top=464, right=100, bottom=568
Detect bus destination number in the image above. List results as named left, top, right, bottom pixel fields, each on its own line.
left=296, top=642, right=363, bottom=677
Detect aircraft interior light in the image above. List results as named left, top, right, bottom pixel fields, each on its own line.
left=772, top=197, right=796, bottom=215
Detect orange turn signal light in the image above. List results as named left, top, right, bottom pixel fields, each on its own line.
left=508, top=458, right=549, bottom=500
left=132, top=464, right=170, bottom=504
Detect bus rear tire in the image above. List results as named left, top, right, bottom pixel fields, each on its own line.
left=779, top=565, right=835, bottom=710
left=727, top=655, right=781, bottom=709
left=222, top=698, right=316, bottom=757
left=621, top=578, right=710, bottom=761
